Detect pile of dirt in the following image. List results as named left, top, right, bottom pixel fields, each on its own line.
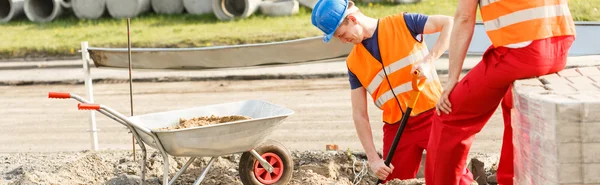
left=1, top=150, right=498, bottom=185
left=157, top=115, right=252, bottom=131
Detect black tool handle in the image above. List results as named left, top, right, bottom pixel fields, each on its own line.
left=375, top=107, right=413, bottom=185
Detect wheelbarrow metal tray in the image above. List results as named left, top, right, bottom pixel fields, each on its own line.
left=129, top=100, right=294, bottom=157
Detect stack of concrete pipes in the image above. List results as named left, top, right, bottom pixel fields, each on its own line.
left=0, top=0, right=328, bottom=23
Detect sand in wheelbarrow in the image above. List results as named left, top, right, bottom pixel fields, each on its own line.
left=157, top=115, right=251, bottom=131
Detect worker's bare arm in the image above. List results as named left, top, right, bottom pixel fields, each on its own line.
left=350, top=87, right=393, bottom=180
left=423, top=15, right=454, bottom=59
left=436, top=0, right=479, bottom=115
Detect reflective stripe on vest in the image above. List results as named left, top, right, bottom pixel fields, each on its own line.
left=482, top=4, right=571, bottom=31
left=479, top=0, right=575, bottom=47
left=366, top=47, right=429, bottom=95
left=368, top=48, right=429, bottom=108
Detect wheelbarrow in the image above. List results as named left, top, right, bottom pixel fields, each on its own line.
left=48, top=92, right=295, bottom=185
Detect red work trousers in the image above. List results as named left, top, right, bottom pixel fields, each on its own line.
left=425, top=35, right=575, bottom=185
left=382, top=109, right=433, bottom=183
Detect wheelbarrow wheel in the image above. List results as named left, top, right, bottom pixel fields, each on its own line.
left=239, top=139, right=294, bottom=185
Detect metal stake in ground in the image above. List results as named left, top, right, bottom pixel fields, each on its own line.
left=375, top=69, right=426, bottom=185
left=127, top=18, right=136, bottom=161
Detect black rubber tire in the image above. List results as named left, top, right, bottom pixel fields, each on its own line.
left=239, top=139, right=294, bottom=185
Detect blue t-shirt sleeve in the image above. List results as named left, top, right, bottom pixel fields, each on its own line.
left=348, top=70, right=363, bottom=90
left=403, top=13, right=429, bottom=41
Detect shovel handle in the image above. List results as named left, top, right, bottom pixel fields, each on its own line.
left=411, top=69, right=427, bottom=92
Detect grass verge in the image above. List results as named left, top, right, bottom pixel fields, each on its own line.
left=0, top=0, right=598, bottom=60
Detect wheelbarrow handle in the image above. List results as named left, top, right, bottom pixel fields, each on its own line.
left=48, top=92, right=152, bottom=135
left=76, top=103, right=152, bottom=135
left=48, top=92, right=132, bottom=129
left=48, top=92, right=71, bottom=99
left=78, top=103, right=100, bottom=110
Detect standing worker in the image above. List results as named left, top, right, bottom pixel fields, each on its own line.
left=310, top=0, right=459, bottom=183
left=426, top=0, right=576, bottom=184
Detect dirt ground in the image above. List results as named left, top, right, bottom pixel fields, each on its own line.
left=0, top=149, right=497, bottom=185
left=0, top=75, right=505, bottom=184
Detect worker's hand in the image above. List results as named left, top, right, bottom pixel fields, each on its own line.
left=436, top=79, right=457, bottom=115
left=411, top=55, right=434, bottom=80
left=369, top=158, right=394, bottom=180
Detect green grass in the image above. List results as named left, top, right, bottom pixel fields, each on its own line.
left=0, top=0, right=598, bottom=59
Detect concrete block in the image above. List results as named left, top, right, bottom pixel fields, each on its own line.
left=567, top=76, right=599, bottom=91
left=559, top=143, right=582, bottom=163
left=541, top=73, right=571, bottom=84
left=569, top=94, right=600, bottom=122
left=559, top=163, right=583, bottom=184
left=557, top=123, right=581, bottom=143
left=576, top=67, right=600, bottom=76
left=516, top=78, right=545, bottom=86
left=567, top=76, right=596, bottom=84
left=583, top=122, right=600, bottom=143
left=515, top=85, right=549, bottom=95
left=545, top=83, right=578, bottom=94
left=584, top=102, right=600, bottom=123
left=513, top=74, right=600, bottom=185
left=550, top=96, right=583, bottom=122
left=583, top=143, right=600, bottom=163
left=558, top=68, right=583, bottom=77
left=584, top=163, right=600, bottom=183
left=589, top=76, right=600, bottom=83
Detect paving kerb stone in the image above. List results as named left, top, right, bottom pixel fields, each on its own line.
left=513, top=67, right=600, bottom=185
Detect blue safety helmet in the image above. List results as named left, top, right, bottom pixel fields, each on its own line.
left=311, top=0, right=350, bottom=42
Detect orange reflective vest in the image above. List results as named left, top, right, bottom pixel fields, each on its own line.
left=346, top=13, right=442, bottom=124
left=480, top=0, right=576, bottom=47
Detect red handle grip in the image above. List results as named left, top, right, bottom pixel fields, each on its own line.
left=78, top=103, right=100, bottom=110
left=48, top=92, right=70, bottom=99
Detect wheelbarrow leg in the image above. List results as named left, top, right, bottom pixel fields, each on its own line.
left=192, top=157, right=216, bottom=185
left=250, top=149, right=274, bottom=173
left=168, top=157, right=197, bottom=185
left=160, top=151, right=170, bottom=185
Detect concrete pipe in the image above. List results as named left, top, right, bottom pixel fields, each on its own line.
left=211, top=0, right=262, bottom=21
left=296, top=0, right=316, bottom=9
left=60, top=0, right=70, bottom=8
left=0, top=0, right=25, bottom=23
left=183, top=0, right=212, bottom=15
left=106, top=0, right=150, bottom=19
left=72, top=0, right=106, bottom=19
left=24, top=0, right=64, bottom=22
left=259, top=0, right=298, bottom=17
left=151, top=0, right=184, bottom=14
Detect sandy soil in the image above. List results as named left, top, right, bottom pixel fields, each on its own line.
left=0, top=149, right=497, bottom=185
left=156, top=115, right=252, bottom=131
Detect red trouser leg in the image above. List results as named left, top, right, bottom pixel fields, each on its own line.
left=425, top=36, right=574, bottom=185
left=382, top=109, right=433, bottom=183
left=497, top=87, right=514, bottom=185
